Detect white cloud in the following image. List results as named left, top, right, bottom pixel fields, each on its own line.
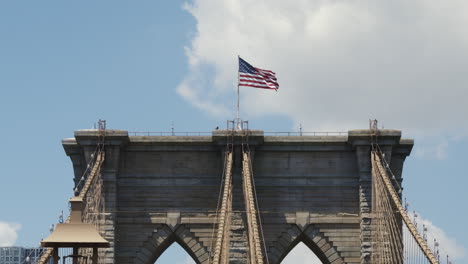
left=281, top=242, right=322, bottom=264
left=179, top=0, right=468, bottom=139
left=413, top=139, right=448, bottom=160
left=418, top=218, right=466, bottom=260
left=0, top=221, right=21, bottom=246
left=177, top=76, right=230, bottom=117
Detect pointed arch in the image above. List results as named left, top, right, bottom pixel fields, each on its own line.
left=281, top=242, right=322, bottom=263
left=155, top=242, right=197, bottom=263
left=135, top=225, right=210, bottom=264
left=267, top=224, right=345, bottom=264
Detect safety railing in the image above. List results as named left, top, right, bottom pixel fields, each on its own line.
left=264, top=131, right=347, bottom=136
left=129, top=131, right=212, bottom=136
left=128, top=131, right=347, bottom=136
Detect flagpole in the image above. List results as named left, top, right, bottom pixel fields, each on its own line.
left=237, top=55, right=240, bottom=121
left=237, top=72, right=240, bottom=120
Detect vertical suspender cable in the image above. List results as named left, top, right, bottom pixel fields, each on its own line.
left=372, top=151, right=439, bottom=264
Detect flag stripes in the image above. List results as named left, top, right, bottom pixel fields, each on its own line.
left=238, top=57, right=279, bottom=90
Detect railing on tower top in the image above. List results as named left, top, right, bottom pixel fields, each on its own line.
left=264, top=131, right=347, bottom=136
left=128, top=131, right=348, bottom=136
left=129, top=131, right=212, bottom=136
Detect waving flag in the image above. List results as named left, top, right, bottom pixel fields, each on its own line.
left=238, top=57, right=279, bottom=90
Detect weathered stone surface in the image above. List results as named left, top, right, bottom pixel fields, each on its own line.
left=63, top=128, right=413, bottom=263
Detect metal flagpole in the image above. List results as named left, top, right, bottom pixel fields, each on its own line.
left=237, top=72, right=240, bottom=120
left=237, top=55, right=240, bottom=121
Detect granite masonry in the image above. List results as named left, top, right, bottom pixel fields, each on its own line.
left=62, top=129, right=413, bottom=264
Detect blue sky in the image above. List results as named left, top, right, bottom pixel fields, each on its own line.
left=0, top=1, right=467, bottom=263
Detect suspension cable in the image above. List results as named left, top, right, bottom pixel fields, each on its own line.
left=240, top=126, right=268, bottom=264
left=39, top=122, right=107, bottom=264
left=212, top=151, right=233, bottom=264
left=372, top=151, right=439, bottom=264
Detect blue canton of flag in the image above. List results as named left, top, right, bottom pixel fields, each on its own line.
left=238, top=57, right=279, bottom=90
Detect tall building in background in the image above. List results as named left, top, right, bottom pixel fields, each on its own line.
left=0, top=247, right=51, bottom=264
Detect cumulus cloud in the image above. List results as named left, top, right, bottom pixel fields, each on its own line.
left=179, top=0, right=468, bottom=141
left=0, top=221, right=21, bottom=246
left=408, top=212, right=466, bottom=261
left=281, top=242, right=321, bottom=264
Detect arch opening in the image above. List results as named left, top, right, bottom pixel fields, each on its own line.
left=154, top=241, right=196, bottom=264
left=139, top=225, right=209, bottom=264
left=281, top=241, right=324, bottom=264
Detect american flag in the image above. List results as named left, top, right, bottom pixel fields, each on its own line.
left=238, top=57, right=279, bottom=90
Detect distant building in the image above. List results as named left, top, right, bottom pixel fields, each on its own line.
left=0, top=247, right=51, bottom=264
